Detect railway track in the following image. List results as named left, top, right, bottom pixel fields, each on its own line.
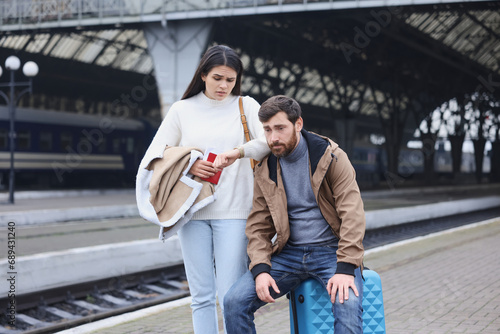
left=0, top=264, right=188, bottom=334
left=1, top=207, right=499, bottom=334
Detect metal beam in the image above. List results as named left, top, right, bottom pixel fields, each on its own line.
left=371, top=15, right=493, bottom=80
left=0, top=0, right=493, bottom=32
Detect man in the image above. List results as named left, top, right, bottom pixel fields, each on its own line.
left=224, top=95, right=365, bottom=333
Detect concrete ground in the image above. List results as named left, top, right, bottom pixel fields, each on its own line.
left=57, top=218, right=500, bottom=334
left=0, top=184, right=498, bottom=333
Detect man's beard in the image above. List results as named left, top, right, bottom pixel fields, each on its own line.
left=269, top=131, right=298, bottom=158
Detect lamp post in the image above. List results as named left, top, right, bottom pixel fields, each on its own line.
left=0, top=56, right=39, bottom=204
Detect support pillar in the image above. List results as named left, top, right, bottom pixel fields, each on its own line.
left=335, top=118, right=356, bottom=157
left=143, top=19, right=213, bottom=117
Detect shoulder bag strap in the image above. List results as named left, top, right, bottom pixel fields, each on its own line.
left=239, top=97, right=251, bottom=143
left=239, top=96, right=257, bottom=169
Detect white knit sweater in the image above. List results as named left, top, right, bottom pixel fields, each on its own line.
left=138, top=91, right=270, bottom=221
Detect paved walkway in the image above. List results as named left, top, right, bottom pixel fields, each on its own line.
left=2, top=184, right=500, bottom=257
left=58, top=218, right=500, bottom=334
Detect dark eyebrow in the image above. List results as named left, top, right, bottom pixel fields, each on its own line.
left=212, top=73, right=236, bottom=80
left=264, top=123, right=287, bottom=129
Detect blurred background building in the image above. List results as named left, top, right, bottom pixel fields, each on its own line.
left=0, top=0, right=499, bottom=191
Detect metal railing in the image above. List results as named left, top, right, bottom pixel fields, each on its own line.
left=0, top=0, right=337, bottom=29
left=0, top=0, right=484, bottom=30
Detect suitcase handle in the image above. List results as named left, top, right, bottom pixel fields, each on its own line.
left=290, top=290, right=300, bottom=333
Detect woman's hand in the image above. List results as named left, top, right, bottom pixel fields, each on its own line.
left=214, top=148, right=240, bottom=169
left=189, top=159, right=218, bottom=179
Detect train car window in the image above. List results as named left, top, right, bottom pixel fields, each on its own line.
left=61, top=132, right=73, bottom=151
left=0, top=129, right=7, bottom=149
left=126, top=138, right=134, bottom=154
left=78, top=135, right=92, bottom=154
left=17, top=131, right=31, bottom=150
left=40, top=132, right=53, bottom=151
left=112, top=138, right=120, bottom=153
left=367, top=152, right=377, bottom=164
left=98, top=138, right=107, bottom=153
left=352, top=151, right=361, bottom=162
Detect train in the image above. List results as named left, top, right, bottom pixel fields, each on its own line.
left=0, top=107, right=388, bottom=190
left=3, top=106, right=483, bottom=191
left=0, top=107, right=155, bottom=189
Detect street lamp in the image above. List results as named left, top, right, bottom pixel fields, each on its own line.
left=0, top=56, right=39, bottom=204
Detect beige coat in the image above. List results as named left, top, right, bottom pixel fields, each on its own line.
left=137, top=146, right=215, bottom=240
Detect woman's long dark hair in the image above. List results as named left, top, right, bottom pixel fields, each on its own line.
left=181, top=45, right=244, bottom=100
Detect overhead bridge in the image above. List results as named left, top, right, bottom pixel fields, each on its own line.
left=0, top=0, right=491, bottom=31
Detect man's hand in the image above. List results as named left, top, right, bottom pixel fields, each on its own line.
left=255, top=273, right=280, bottom=303
left=188, top=159, right=218, bottom=179
left=327, top=274, right=358, bottom=304
left=214, top=148, right=240, bottom=169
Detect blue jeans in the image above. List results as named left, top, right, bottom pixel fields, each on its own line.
left=177, top=219, right=248, bottom=334
left=224, top=245, right=363, bottom=334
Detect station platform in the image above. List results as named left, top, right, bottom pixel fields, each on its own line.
left=57, top=216, right=500, bottom=334
left=0, top=183, right=499, bottom=333
left=0, top=183, right=499, bottom=256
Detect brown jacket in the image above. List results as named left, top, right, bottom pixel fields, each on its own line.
left=246, top=130, right=365, bottom=278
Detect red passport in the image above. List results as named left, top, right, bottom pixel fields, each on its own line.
left=201, top=152, right=222, bottom=185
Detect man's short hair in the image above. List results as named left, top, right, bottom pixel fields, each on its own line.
left=258, top=95, right=302, bottom=124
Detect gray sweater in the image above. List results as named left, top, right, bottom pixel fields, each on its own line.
left=279, top=134, right=338, bottom=247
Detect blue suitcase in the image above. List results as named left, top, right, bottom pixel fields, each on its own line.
left=289, top=269, right=386, bottom=334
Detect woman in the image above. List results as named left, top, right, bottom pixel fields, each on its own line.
left=137, top=45, right=269, bottom=333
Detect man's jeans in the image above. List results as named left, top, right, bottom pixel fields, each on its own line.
left=224, top=245, right=363, bottom=334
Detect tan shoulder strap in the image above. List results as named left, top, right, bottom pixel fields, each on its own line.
left=238, top=96, right=258, bottom=169
left=239, top=96, right=251, bottom=143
